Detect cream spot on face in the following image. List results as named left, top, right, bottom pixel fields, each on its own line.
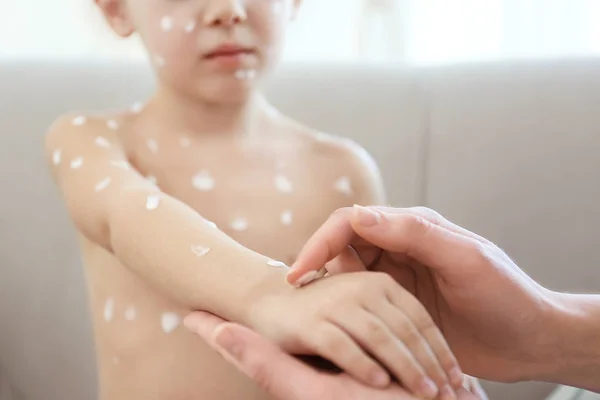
left=106, top=119, right=119, bottom=131
left=280, top=210, right=293, bottom=226
left=110, top=160, right=131, bottom=170
left=95, top=136, right=111, bottom=148
left=124, top=306, right=137, bottom=321
left=191, top=245, right=211, bottom=257
left=267, top=259, right=288, bottom=269
left=95, top=177, right=112, bottom=192
left=72, top=116, right=87, bottom=126
left=230, top=218, right=248, bottom=232
left=179, top=136, right=191, bottom=148
left=192, top=170, right=215, bottom=192
left=235, top=69, right=256, bottom=80
left=161, top=312, right=181, bottom=334
left=104, top=297, right=115, bottom=322
left=70, top=157, right=84, bottom=169
left=275, top=174, right=293, bottom=193
left=184, top=20, right=196, bottom=33
left=146, top=194, right=161, bottom=210
left=161, top=16, right=174, bottom=32
left=333, top=176, right=353, bottom=196
left=131, top=102, right=144, bottom=113
left=52, top=149, right=62, bottom=166
left=146, top=139, right=159, bottom=154
left=154, top=55, right=166, bottom=68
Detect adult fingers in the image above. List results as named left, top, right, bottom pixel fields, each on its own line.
left=183, top=311, right=228, bottom=341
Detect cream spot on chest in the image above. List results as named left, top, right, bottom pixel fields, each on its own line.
left=280, top=210, right=293, bottom=226
left=230, top=217, right=249, bottom=232
left=52, top=149, right=62, bottom=166
left=146, top=175, right=158, bottom=186
left=191, top=244, right=211, bottom=257
left=153, top=55, right=166, bottom=68
left=72, top=116, right=87, bottom=126
left=131, top=102, right=144, bottom=114
left=160, top=16, right=173, bottom=32
left=124, top=306, right=137, bottom=321
left=179, top=136, right=191, bottom=148
left=333, top=176, right=353, bottom=196
left=146, top=194, right=161, bottom=210
left=106, top=119, right=119, bottom=131
left=70, top=157, right=84, bottom=169
left=146, top=139, right=159, bottom=154
left=95, top=177, right=112, bottom=192
left=275, top=174, right=293, bottom=193
left=161, top=312, right=181, bottom=334
left=95, top=136, right=111, bottom=149
left=192, top=170, right=215, bottom=192
left=104, top=298, right=115, bottom=322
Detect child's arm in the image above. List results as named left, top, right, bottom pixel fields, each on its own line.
left=45, top=115, right=289, bottom=323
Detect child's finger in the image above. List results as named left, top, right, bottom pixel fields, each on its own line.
left=329, top=308, right=440, bottom=400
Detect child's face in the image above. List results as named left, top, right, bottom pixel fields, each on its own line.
left=98, top=0, right=299, bottom=103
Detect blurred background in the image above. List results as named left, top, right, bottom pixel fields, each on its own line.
left=1, top=1, right=600, bottom=400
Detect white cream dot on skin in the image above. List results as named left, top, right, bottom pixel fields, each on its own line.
left=192, top=170, right=215, bottom=192
left=275, top=174, right=293, bottom=193
left=52, top=149, right=61, bottom=166
left=161, top=16, right=173, bottom=32
left=104, top=298, right=115, bottom=322
left=230, top=218, right=248, bottom=232
left=154, top=55, right=166, bottom=68
left=95, top=177, right=112, bottom=192
left=70, top=157, right=84, bottom=169
left=179, top=137, right=191, bottom=148
left=280, top=210, right=293, bottom=226
left=131, top=102, right=144, bottom=113
left=95, top=136, right=111, bottom=148
left=72, top=116, right=87, bottom=126
left=124, top=306, right=137, bottom=321
left=191, top=245, right=211, bottom=257
left=106, top=119, right=119, bottom=130
left=146, top=139, right=159, bottom=154
left=333, top=176, right=353, bottom=196
left=202, top=217, right=218, bottom=229
left=161, top=312, right=181, bottom=334
left=235, top=69, right=256, bottom=80
left=184, top=20, right=196, bottom=33
left=146, top=194, right=161, bottom=210
left=110, top=160, right=131, bottom=170
left=146, top=175, right=158, bottom=185
left=113, top=356, right=120, bottom=365
left=267, top=259, right=288, bottom=269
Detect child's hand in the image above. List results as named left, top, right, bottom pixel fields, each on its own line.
left=245, top=272, right=463, bottom=399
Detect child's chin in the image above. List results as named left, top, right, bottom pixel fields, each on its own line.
left=188, top=78, right=257, bottom=104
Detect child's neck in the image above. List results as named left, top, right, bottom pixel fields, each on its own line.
left=146, top=85, right=274, bottom=139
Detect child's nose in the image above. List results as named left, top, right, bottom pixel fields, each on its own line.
left=203, top=0, right=247, bottom=27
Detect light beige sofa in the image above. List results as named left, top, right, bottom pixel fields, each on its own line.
left=1, top=58, right=600, bottom=400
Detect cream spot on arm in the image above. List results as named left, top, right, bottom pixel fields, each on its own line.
left=146, top=175, right=158, bottom=185
left=70, top=157, right=84, bottom=169
left=192, top=170, right=215, bottom=191
left=52, top=149, right=62, bottom=166
left=110, top=160, right=131, bottom=170
left=179, top=136, right=191, bottom=148
left=161, top=312, right=181, bottom=334
left=267, top=259, right=289, bottom=269
left=104, top=297, right=115, bottom=322
left=146, top=194, right=161, bottom=210
left=191, top=245, right=211, bottom=257
left=146, top=139, right=159, bottom=154
left=95, top=177, right=112, bottom=192
left=154, top=55, right=166, bottom=68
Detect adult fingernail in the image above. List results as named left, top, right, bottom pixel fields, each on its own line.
left=353, top=204, right=381, bottom=227
left=440, top=384, right=457, bottom=400
left=294, top=270, right=318, bottom=287
left=214, top=327, right=243, bottom=362
left=419, top=378, right=439, bottom=399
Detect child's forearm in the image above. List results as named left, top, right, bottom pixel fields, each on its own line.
left=107, top=188, right=289, bottom=324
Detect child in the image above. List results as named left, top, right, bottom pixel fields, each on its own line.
left=45, top=0, right=465, bottom=399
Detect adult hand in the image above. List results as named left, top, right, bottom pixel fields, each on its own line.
left=287, top=205, right=559, bottom=383
left=183, top=311, right=480, bottom=400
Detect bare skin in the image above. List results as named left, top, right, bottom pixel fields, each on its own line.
left=48, top=104, right=386, bottom=400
